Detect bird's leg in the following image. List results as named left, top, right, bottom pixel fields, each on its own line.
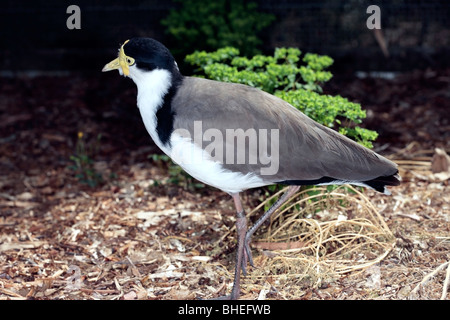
left=217, top=192, right=247, bottom=300
left=243, top=185, right=300, bottom=267
left=218, top=187, right=299, bottom=299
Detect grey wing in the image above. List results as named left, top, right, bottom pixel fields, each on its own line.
left=172, top=77, right=397, bottom=185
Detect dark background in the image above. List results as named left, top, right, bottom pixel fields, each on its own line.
left=1, top=0, right=449, bottom=74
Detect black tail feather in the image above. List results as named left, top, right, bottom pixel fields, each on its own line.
left=279, top=170, right=401, bottom=194
left=362, top=171, right=401, bottom=193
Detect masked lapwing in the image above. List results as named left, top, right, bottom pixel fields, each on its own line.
left=102, top=38, right=400, bottom=299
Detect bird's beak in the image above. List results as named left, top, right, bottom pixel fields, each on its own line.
left=102, top=57, right=121, bottom=73
left=102, top=40, right=131, bottom=76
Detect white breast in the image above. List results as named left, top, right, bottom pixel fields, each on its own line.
left=168, top=133, right=266, bottom=193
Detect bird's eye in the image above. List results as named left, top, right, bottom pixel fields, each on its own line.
left=126, top=57, right=134, bottom=65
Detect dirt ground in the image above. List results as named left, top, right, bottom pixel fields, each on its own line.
left=0, top=68, right=449, bottom=300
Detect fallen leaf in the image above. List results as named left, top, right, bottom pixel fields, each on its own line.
left=431, top=148, right=450, bottom=173
left=0, top=241, right=47, bottom=252
left=253, top=241, right=305, bottom=250
left=122, top=291, right=137, bottom=300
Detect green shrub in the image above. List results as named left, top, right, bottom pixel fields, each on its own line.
left=185, top=47, right=378, bottom=148
left=161, top=0, right=275, bottom=57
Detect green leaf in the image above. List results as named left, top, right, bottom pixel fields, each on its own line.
left=162, top=0, right=275, bottom=56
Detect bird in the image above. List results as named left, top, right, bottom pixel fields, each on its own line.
left=102, top=37, right=400, bottom=299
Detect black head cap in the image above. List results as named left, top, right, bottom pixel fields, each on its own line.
left=123, top=38, right=177, bottom=72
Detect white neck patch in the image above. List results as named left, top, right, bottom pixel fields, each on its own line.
left=128, top=66, right=173, bottom=149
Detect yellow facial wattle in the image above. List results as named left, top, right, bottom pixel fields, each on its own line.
left=102, top=40, right=135, bottom=76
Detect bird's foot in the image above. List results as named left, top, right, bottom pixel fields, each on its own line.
left=241, top=234, right=255, bottom=275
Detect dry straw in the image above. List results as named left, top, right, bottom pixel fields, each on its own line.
left=235, top=185, right=396, bottom=297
